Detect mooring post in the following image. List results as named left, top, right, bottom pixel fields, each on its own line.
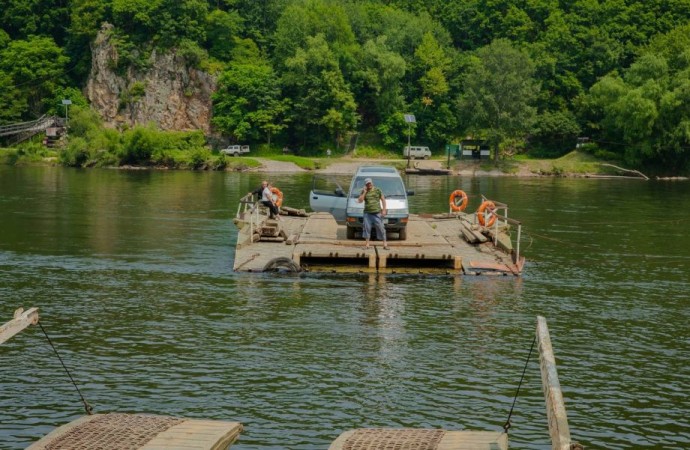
left=536, top=316, right=574, bottom=450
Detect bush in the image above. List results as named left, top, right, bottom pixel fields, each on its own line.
left=528, top=110, right=581, bottom=158
left=60, top=137, right=90, bottom=166
left=5, top=141, right=57, bottom=164
left=120, top=126, right=162, bottom=164
left=177, top=39, right=207, bottom=68
left=187, top=147, right=213, bottom=169
left=579, top=143, right=619, bottom=161
left=0, top=148, right=19, bottom=165
left=352, top=145, right=398, bottom=159
left=68, top=107, right=103, bottom=138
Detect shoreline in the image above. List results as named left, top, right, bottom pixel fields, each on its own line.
left=3, top=155, right=683, bottom=179
left=251, top=158, right=663, bottom=179
left=253, top=157, right=538, bottom=176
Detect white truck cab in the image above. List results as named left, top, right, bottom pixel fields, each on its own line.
left=221, top=145, right=250, bottom=156
left=309, top=166, right=414, bottom=240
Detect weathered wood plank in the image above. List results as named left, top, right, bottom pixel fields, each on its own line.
left=140, top=420, right=243, bottom=450
left=0, top=307, right=39, bottom=345
left=459, top=220, right=488, bottom=243
left=438, top=431, right=508, bottom=449
left=329, top=429, right=507, bottom=450
left=27, top=414, right=243, bottom=450
left=537, top=316, right=572, bottom=450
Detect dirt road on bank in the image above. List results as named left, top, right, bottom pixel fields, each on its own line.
left=252, top=157, right=534, bottom=176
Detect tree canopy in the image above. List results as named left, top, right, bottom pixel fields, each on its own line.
left=2, top=0, right=690, bottom=173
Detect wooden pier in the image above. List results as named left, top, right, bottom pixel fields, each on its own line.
left=233, top=207, right=524, bottom=275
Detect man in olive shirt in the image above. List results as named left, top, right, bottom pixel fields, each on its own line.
left=357, top=178, right=389, bottom=249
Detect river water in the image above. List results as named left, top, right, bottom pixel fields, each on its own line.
left=0, top=166, right=688, bottom=449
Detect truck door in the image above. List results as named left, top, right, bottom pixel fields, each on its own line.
left=309, top=175, right=348, bottom=223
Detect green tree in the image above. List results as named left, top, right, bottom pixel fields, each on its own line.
left=457, top=39, right=539, bottom=162
left=213, top=58, right=287, bottom=144
left=0, top=0, right=70, bottom=43
left=111, top=0, right=162, bottom=40
left=414, top=32, right=451, bottom=100
left=585, top=51, right=690, bottom=173
left=205, top=9, right=243, bottom=60
left=0, top=36, right=69, bottom=118
left=66, top=0, right=109, bottom=81
left=281, top=34, right=358, bottom=148
left=111, top=0, right=207, bottom=47
left=233, top=0, right=289, bottom=48
left=272, top=0, right=357, bottom=72
left=0, top=29, right=10, bottom=49
left=408, top=32, right=458, bottom=147
left=44, top=87, right=89, bottom=118
left=529, top=110, right=581, bottom=157
left=0, top=71, right=26, bottom=124
left=352, top=36, right=406, bottom=127
left=154, top=0, right=208, bottom=47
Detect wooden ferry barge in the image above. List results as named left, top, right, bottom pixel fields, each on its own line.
left=232, top=195, right=525, bottom=275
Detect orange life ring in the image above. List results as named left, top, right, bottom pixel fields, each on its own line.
left=270, top=187, right=283, bottom=207
left=449, top=190, right=469, bottom=212
left=477, top=200, right=497, bottom=227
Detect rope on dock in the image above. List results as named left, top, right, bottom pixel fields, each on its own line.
left=502, top=335, right=536, bottom=433
left=39, top=321, right=94, bottom=415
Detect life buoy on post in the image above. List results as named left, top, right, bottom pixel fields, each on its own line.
left=270, top=187, right=283, bottom=207
left=449, top=190, right=469, bottom=212
left=477, top=200, right=497, bottom=227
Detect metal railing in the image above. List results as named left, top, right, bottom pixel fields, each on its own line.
left=0, top=115, right=61, bottom=137
left=478, top=195, right=523, bottom=263
left=236, top=193, right=265, bottom=240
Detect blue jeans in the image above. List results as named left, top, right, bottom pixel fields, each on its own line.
left=363, top=212, right=386, bottom=241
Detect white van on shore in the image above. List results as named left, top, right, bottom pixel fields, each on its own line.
left=220, top=145, right=250, bottom=156
left=403, top=145, right=431, bottom=159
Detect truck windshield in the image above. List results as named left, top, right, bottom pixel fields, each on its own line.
left=350, top=177, right=406, bottom=198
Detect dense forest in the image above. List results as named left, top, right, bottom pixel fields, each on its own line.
left=2, top=0, right=690, bottom=174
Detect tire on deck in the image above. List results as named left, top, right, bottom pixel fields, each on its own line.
left=263, top=257, right=302, bottom=273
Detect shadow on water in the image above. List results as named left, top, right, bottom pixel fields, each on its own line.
left=1, top=166, right=689, bottom=449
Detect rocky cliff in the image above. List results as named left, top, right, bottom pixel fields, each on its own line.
left=85, top=23, right=216, bottom=133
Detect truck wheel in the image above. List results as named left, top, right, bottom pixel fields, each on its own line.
left=398, top=228, right=407, bottom=241
left=346, top=226, right=355, bottom=239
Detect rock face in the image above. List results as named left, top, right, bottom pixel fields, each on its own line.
left=85, top=23, right=216, bottom=133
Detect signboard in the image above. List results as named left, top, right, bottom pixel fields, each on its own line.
left=403, top=114, right=416, bottom=123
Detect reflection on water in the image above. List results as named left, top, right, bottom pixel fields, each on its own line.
left=0, top=166, right=689, bottom=449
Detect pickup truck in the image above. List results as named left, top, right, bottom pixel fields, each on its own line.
left=220, top=145, right=250, bottom=156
